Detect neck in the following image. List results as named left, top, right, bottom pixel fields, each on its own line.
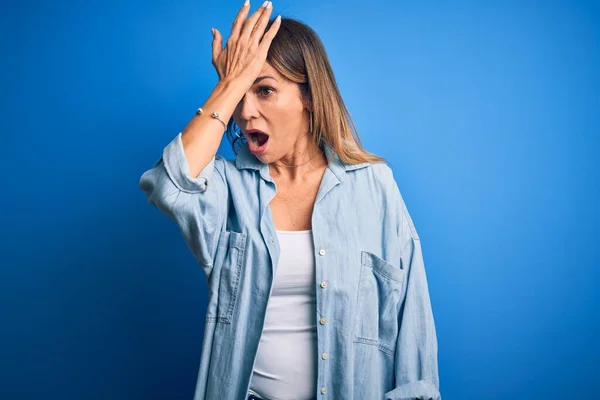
left=269, top=141, right=327, bottom=181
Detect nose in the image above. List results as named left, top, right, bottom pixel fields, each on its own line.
left=235, top=93, right=261, bottom=123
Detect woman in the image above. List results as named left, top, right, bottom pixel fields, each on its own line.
left=139, top=1, right=441, bottom=399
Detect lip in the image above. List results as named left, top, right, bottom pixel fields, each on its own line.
left=244, top=128, right=269, bottom=136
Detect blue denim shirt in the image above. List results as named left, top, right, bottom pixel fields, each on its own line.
left=139, top=132, right=441, bottom=400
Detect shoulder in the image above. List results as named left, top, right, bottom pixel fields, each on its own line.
left=350, top=161, right=397, bottom=191
left=215, top=155, right=247, bottom=175
left=358, top=161, right=420, bottom=242
left=214, top=154, right=228, bottom=169
left=344, top=161, right=399, bottom=206
left=206, top=154, right=228, bottom=182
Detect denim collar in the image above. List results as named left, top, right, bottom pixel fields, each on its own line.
left=234, top=140, right=370, bottom=182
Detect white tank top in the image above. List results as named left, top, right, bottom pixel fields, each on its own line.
left=249, top=229, right=317, bottom=400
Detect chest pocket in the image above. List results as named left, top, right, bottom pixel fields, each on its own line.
left=354, top=250, right=406, bottom=355
left=206, top=230, right=247, bottom=324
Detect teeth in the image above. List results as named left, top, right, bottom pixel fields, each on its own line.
left=252, top=135, right=259, bottom=146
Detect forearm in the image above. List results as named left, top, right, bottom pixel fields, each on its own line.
left=181, top=78, right=248, bottom=178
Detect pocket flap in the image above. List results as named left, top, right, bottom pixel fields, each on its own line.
left=361, top=251, right=405, bottom=283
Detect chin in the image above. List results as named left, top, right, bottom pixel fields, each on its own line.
left=257, top=155, right=271, bottom=164
left=249, top=151, right=267, bottom=162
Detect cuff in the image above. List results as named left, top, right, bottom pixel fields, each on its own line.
left=161, top=131, right=216, bottom=193
left=384, top=380, right=441, bottom=400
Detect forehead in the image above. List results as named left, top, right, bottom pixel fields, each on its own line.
left=259, top=63, right=283, bottom=81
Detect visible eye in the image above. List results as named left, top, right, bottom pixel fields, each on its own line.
left=257, top=86, right=274, bottom=97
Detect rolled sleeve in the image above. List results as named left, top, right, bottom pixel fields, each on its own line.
left=385, top=380, right=440, bottom=400
left=139, top=132, right=227, bottom=273
left=384, top=236, right=441, bottom=400
left=161, top=131, right=216, bottom=193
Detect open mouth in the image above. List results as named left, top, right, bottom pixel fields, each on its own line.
left=245, top=130, right=270, bottom=154
left=249, top=132, right=269, bottom=147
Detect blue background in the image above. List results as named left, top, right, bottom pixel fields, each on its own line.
left=1, top=0, right=598, bottom=399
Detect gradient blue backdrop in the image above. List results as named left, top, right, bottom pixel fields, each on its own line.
left=1, top=1, right=598, bottom=399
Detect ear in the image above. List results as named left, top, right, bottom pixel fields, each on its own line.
left=303, top=100, right=313, bottom=113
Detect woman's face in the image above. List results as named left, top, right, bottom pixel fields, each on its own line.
left=233, top=63, right=310, bottom=164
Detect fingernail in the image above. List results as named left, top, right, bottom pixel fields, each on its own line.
left=211, top=28, right=215, bottom=36
left=276, top=15, right=281, bottom=22
left=267, top=1, right=272, bottom=8
left=261, top=1, right=267, bottom=7
left=244, top=0, right=249, bottom=6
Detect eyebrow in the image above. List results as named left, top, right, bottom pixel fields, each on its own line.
left=254, top=75, right=278, bottom=84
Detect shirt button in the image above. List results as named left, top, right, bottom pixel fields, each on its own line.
left=319, top=317, right=327, bottom=325
left=319, top=249, right=326, bottom=256
left=322, top=352, right=328, bottom=360
left=320, top=281, right=328, bottom=288
left=321, top=387, right=327, bottom=394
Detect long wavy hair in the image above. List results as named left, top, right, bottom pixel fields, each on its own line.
left=225, top=16, right=386, bottom=165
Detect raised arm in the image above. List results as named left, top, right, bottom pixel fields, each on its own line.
left=138, top=2, right=281, bottom=273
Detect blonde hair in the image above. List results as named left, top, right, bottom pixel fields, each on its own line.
left=227, top=16, right=386, bottom=165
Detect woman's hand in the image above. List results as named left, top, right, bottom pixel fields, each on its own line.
left=211, top=1, right=281, bottom=90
